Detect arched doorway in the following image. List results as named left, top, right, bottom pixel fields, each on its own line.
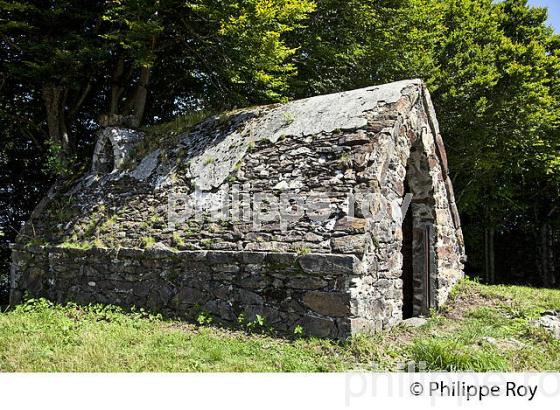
left=401, top=177, right=414, bottom=319
left=401, top=140, right=436, bottom=318
left=92, top=135, right=116, bottom=174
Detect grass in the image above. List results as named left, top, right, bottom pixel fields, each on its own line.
left=142, top=110, right=213, bottom=139
left=0, top=299, right=346, bottom=372
left=57, top=241, right=93, bottom=251
left=140, top=236, right=156, bottom=249
left=0, top=279, right=559, bottom=372
left=171, top=232, right=186, bottom=249
left=124, top=110, right=215, bottom=169
left=408, top=339, right=510, bottom=371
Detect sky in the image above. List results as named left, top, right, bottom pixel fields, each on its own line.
left=527, top=0, right=560, bottom=32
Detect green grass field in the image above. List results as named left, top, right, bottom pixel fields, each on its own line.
left=0, top=279, right=559, bottom=372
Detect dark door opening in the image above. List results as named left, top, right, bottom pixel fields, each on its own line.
left=97, top=139, right=115, bottom=174
left=401, top=181, right=414, bottom=319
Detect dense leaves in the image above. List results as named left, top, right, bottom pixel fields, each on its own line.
left=1, top=0, right=559, bottom=292
left=289, top=0, right=560, bottom=285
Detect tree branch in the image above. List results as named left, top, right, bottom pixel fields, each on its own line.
left=68, top=81, right=92, bottom=119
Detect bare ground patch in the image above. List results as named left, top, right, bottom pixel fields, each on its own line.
left=443, top=281, right=509, bottom=321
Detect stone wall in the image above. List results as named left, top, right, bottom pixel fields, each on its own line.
left=10, top=245, right=405, bottom=339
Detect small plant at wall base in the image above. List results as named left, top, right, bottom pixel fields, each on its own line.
left=238, top=313, right=271, bottom=334
left=293, top=325, right=305, bottom=338
left=196, top=310, right=214, bottom=326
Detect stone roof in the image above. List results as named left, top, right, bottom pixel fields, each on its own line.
left=20, top=79, right=464, bottom=262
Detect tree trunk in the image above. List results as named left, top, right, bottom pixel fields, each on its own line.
left=42, top=84, right=72, bottom=158
left=107, top=36, right=156, bottom=128
left=489, top=227, right=495, bottom=284
left=538, top=223, right=557, bottom=288
left=130, top=65, right=150, bottom=127
left=484, top=228, right=489, bottom=283
left=121, top=65, right=150, bottom=128
left=547, top=226, right=556, bottom=287
left=553, top=229, right=559, bottom=286
left=110, top=57, right=126, bottom=116
left=106, top=61, right=150, bottom=128
left=484, top=226, right=495, bottom=284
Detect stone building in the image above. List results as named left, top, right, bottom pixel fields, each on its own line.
left=10, top=79, right=465, bottom=339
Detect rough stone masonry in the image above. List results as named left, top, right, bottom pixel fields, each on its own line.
left=10, top=79, right=465, bottom=339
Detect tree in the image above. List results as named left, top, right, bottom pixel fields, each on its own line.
left=1, top=1, right=317, bottom=165
left=0, top=1, right=318, bottom=302
left=491, top=0, right=560, bottom=286
left=287, top=0, right=437, bottom=97
left=1, top=1, right=107, bottom=170
left=143, top=0, right=316, bottom=118
left=100, top=0, right=164, bottom=127
left=289, top=0, right=560, bottom=284
left=1, top=0, right=558, bottom=287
